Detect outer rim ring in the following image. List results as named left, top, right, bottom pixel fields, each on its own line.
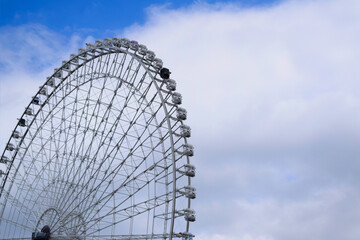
left=0, top=38, right=195, bottom=239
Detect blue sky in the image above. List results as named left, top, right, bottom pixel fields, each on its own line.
left=1, top=0, right=360, bottom=239
left=1, top=0, right=280, bottom=38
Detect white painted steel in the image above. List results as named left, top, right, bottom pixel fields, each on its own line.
left=0, top=38, right=195, bottom=239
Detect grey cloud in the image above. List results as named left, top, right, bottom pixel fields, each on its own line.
left=1, top=0, right=360, bottom=239
left=123, top=0, right=360, bottom=239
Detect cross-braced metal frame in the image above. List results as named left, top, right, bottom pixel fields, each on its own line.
left=0, top=38, right=195, bottom=240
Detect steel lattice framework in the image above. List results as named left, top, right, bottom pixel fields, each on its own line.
left=0, top=38, right=196, bottom=240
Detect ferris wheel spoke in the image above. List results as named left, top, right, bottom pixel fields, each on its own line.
left=55, top=75, right=98, bottom=207
left=65, top=167, right=172, bottom=235
left=56, top=109, right=144, bottom=222
left=97, top=186, right=172, bottom=222
left=54, top=75, right=129, bottom=213
left=0, top=39, right=195, bottom=239
left=53, top=68, right=150, bottom=215
left=58, top=147, right=168, bottom=233
left=78, top=112, right=164, bottom=211
left=17, top=121, right=51, bottom=192
left=0, top=217, right=35, bottom=233
left=114, top=52, right=127, bottom=78
left=108, top=52, right=120, bottom=77
left=49, top=91, right=80, bottom=207
left=71, top=97, right=118, bottom=213
left=81, top=146, right=170, bottom=215
left=13, top=138, right=58, bottom=212
left=84, top=197, right=170, bottom=237
left=121, top=56, right=138, bottom=85
left=2, top=191, right=38, bottom=228
left=46, top=83, right=79, bottom=204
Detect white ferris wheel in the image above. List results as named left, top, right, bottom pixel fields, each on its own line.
left=0, top=38, right=196, bottom=240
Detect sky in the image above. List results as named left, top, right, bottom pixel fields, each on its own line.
left=1, top=0, right=360, bottom=239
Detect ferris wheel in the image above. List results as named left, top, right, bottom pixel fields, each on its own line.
left=0, top=38, right=196, bottom=240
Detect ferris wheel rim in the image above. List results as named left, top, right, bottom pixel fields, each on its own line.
left=0, top=38, right=195, bottom=240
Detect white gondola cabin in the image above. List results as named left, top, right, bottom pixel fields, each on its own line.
left=180, top=125, right=191, bottom=137
left=32, top=96, right=40, bottom=105
left=181, top=232, right=194, bottom=240
left=166, top=79, right=176, bottom=91
left=120, top=38, right=130, bottom=48
left=153, top=58, right=163, bottom=68
left=130, top=40, right=139, bottom=51
left=184, top=208, right=196, bottom=222
left=145, top=50, right=155, bottom=61
left=0, top=156, right=10, bottom=163
left=12, top=131, right=21, bottom=139
left=138, top=45, right=147, bottom=55
left=95, top=40, right=103, bottom=47
left=183, top=143, right=194, bottom=156
left=25, top=108, right=33, bottom=116
left=62, top=61, right=70, bottom=71
left=184, top=186, right=196, bottom=199
left=39, top=87, right=47, bottom=96
left=70, top=54, right=79, bottom=64
left=86, top=43, right=95, bottom=50
left=104, top=38, right=112, bottom=47
left=184, top=164, right=196, bottom=177
left=177, top=108, right=187, bottom=120
left=78, top=48, right=86, bottom=57
left=112, top=37, right=121, bottom=47
left=172, top=92, right=182, bottom=105
left=46, top=77, right=56, bottom=87
left=54, top=68, right=62, bottom=78
left=6, top=143, right=15, bottom=151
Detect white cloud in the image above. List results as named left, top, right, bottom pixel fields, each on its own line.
left=191, top=186, right=360, bottom=239
left=0, top=24, right=84, bottom=152
left=125, top=0, right=360, bottom=149
left=1, top=0, right=360, bottom=239
left=122, top=0, right=360, bottom=238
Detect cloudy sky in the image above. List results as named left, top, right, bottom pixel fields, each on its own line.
left=1, top=0, right=360, bottom=239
